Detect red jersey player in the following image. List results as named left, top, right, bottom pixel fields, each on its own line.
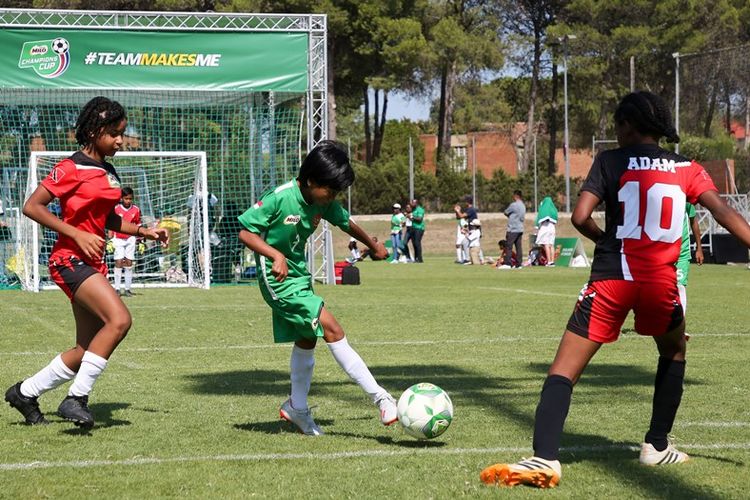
left=110, top=187, right=141, bottom=296
left=4, top=97, right=168, bottom=429
left=481, top=92, right=750, bottom=488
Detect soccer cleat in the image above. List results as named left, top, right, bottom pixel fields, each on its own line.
left=480, top=457, right=561, bottom=489
left=4, top=382, right=49, bottom=425
left=57, top=395, right=94, bottom=429
left=124, top=290, right=135, bottom=297
left=376, top=394, right=398, bottom=426
left=279, top=399, right=323, bottom=436
left=497, top=264, right=512, bottom=269
left=639, top=442, right=690, bottom=465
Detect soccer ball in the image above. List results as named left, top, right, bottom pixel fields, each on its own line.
left=397, top=383, right=453, bottom=439
left=51, top=38, right=69, bottom=55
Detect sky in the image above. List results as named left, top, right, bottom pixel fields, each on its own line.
left=386, top=91, right=432, bottom=121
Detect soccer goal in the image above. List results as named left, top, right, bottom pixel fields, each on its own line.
left=20, top=151, right=209, bottom=292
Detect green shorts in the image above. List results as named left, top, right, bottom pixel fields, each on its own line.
left=267, top=288, right=325, bottom=343
left=676, top=258, right=689, bottom=286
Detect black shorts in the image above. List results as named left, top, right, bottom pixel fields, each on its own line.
left=49, top=256, right=103, bottom=300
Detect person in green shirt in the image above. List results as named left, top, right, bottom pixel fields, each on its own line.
left=237, top=141, right=398, bottom=436
left=676, top=203, right=704, bottom=315
left=409, top=198, right=425, bottom=263
left=390, top=203, right=406, bottom=262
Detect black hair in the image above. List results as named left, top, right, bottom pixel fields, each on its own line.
left=464, top=195, right=473, bottom=204
left=75, top=96, right=127, bottom=147
left=513, top=190, right=523, bottom=198
left=498, top=239, right=506, bottom=247
left=121, top=186, right=134, bottom=197
left=614, top=91, right=679, bottom=143
left=298, top=140, right=354, bottom=192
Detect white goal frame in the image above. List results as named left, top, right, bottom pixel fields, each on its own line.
left=26, top=151, right=210, bottom=292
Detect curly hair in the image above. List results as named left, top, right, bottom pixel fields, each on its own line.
left=75, top=96, right=127, bottom=147
left=614, top=91, right=680, bottom=143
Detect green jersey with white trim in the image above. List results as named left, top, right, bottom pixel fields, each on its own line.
left=676, top=202, right=696, bottom=286
left=391, top=213, right=405, bottom=233
left=238, top=179, right=350, bottom=298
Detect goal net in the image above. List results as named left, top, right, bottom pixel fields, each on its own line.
left=20, top=151, right=209, bottom=291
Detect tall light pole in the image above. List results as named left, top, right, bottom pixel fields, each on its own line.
left=561, top=34, right=576, bottom=213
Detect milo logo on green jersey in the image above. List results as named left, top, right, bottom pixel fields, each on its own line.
left=18, top=37, right=70, bottom=79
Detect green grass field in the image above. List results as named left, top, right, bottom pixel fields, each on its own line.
left=1, top=259, right=749, bottom=498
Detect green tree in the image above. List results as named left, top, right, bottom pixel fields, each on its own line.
left=424, top=0, right=504, bottom=169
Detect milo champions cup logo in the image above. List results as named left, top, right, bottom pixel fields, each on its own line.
left=18, top=37, right=70, bottom=79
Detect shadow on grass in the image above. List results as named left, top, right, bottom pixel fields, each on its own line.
left=328, top=431, right=447, bottom=448
left=234, top=419, right=335, bottom=435
left=185, top=363, right=725, bottom=498
left=61, top=402, right=131, bottom=435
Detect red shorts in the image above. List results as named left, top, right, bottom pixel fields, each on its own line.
left=49, top=256, right=106, bottom=301
left=566, top=279, right=684, bottom=343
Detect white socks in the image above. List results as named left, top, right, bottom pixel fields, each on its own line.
left=290, top=345, right=315, bottom=410
left=327, top=337, right=387, bottom=403
left=68, top=351, right=108, bottom=397
left=113, top=267, right=122, bottom=291
left=456, top=247, right=463, bottom=261
left=124, top=266, right=133, bottom=291
left=20, top=354, right=76, bottom=398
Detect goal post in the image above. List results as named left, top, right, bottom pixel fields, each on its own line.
left=23, top=151, right=210, bottom=291
left=0, top=8, right=336, bottom=289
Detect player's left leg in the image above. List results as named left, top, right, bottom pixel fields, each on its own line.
left=640, top=320, right=689, bottom=465
left=57, top=273, right=131, bottom=428
left=122, top=237, right=136, bottom=296
left=320, top=307, right=397, bottom=425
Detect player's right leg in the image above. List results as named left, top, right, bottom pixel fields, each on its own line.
left=481, top=331, right=601, bottom=488
left=320, top=307, right=397, bottom=425
left=56, top=273, right=131, bottom=428
left=279, top=336, right=323, bottom=436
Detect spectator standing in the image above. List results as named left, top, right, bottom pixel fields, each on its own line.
left=410, top=198, right=425, bottom=263
left=389, top=203, right=405, bottom=263
left=466, top=219, right=483, bottom=265
left=400, top=203, right=415, bottom=261
left=535, top=196, right=559, bottom=267
left=499, top=191, right=526, bottom=269
left=454, top=196, right=477, bottom=263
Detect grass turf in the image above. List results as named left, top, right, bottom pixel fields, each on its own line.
left=0, top=258, right=748, bottom=498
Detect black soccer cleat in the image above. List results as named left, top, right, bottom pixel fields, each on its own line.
left=57, top=395, right=94, bottom=428
left=5, top=382, right=49, bottom=425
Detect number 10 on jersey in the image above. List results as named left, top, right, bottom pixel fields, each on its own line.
left=617, top=181, right=686, bottom=243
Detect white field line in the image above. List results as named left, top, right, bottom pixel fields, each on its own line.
left=0, top=333, right=747, bottom=357
left=2, top=442, right=749, bottom=472
left=477, top=286, right=573, bottom=298
left=681, top=421, right=750, bottom=428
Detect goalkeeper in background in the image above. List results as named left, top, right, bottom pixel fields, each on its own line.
left=110, top=186, right=141, bottom=297
left=238, top=140, right=398, bottom=436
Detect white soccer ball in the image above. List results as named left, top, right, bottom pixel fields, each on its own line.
left=397, top=383, right=453, bottom=439
left=51, top=38, right=69, bottom=55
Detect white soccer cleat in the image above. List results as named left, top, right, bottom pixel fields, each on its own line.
left=481, top=457, right=561, bottom=488
left=279, top=399, right=324, bottom=436
left=497, top=264, right=512, bottom=270
left=639, top=442, right=689, bottom=465
left=376, top=394, right=398, bottom=426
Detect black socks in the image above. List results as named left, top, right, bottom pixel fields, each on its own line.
left=645, top=357, right=686, bottom=452
left=533, top=375, right=574, bottom=461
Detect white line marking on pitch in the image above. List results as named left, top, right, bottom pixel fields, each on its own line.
left=0, top=333, right=746, bottom=357
left=681, top=421, right=750, bottom=427
left=477, top=286, right=573, bottom=298
left=2, top=442, right=750, bottom=472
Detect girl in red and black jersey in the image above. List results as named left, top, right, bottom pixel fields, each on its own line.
left=480, top=92, right=750, bottom=488
left=4, top=97, right=168, bottom=429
